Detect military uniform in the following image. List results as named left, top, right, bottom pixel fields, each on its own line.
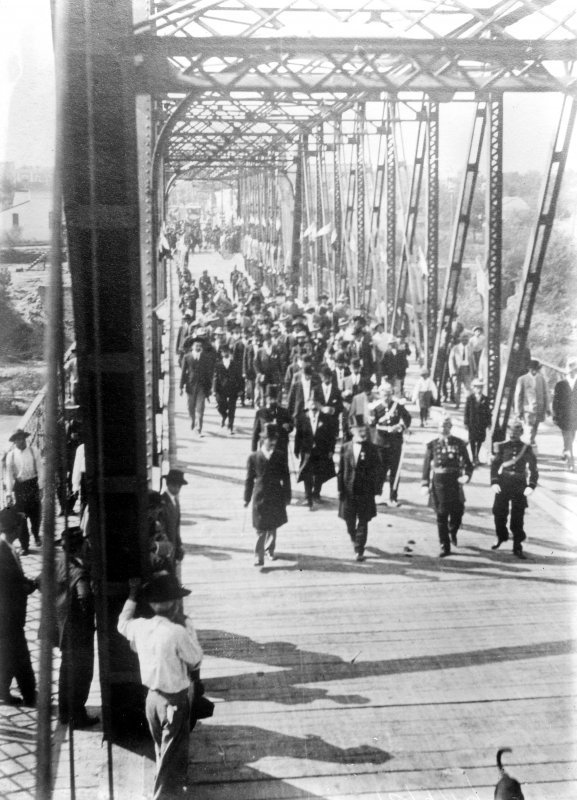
left=371, top=399, right=412, bottom=503
left=490, top=438, right=538, bottom=554
left=422, top=435, right=473, bottom=554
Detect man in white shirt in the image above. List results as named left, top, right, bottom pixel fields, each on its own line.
left=4, top=429, right=43, bottom=554
left=118, top=574, right=203, bottom=800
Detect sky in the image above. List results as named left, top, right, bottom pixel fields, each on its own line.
left=0, top=0, right=575, bottom=177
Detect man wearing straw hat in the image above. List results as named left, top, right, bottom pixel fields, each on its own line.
left=118, top=573, right=203, bottom=800
left=4, top=428, right=43, bottom=554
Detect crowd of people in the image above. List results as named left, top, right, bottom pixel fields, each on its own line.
left=1, top=250, right=576, bottom=799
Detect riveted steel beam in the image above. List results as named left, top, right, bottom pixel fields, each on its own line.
left=485, top=96, right=503, bottom=406
left=385, top=102, right=396, bottom=330
left=426, top=100, right=439, bottom=368
left=357, top=103, right=366, bottom=307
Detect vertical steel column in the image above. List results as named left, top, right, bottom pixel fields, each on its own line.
left=59, top=0, right=150, bottom=733
left=366, top=106, right=388, bottom=312
left=290, top=137, right=304, bottom=290
left=342, top=127, right=357, bottom=302
left=356, top=103, right=366, bottom=307
left=486, top=96, right=503, bottom=406
left=316, top=125, right=325, bottom=298
left=333, top=122, right=343, bottom=299
left=301, top=133, right=310, bottom=296
left=386, top=101, right=396, bottom=330
left=492, top=95, right=576, bottom=438
left=392, top=104, right=427, bottom=335
left=426, top=100, right=439, bottom=368
left=431, top=102, right=487, bottom=388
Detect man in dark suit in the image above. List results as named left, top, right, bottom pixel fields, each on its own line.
left=160, top=469, right=187, bottom=576
left=213, top=344, right=243, bottom=434
left=337, top=415, right=381, bottom=562
left=287, top=357, right=320, bottom=419
left=251, top=385, right=293, bottom=466
left=0, top=506, right=38, bottom=706
left=243, top=331, right=261, bottom=408
left=254, top=333, right=283, bottom=408
left=553, top=357, right=577, bottom=471
left=180, top=337, right=214, bottom=437
left=314, top=365, right=343, bottom=449
left=370, top=382, right=412, bottom=506
left=175, top=310, right=195, bottom=365
left=294, top=397, right=336, bottom=509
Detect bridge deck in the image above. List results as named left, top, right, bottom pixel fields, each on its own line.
left=1, top=251, right=576, bottom=800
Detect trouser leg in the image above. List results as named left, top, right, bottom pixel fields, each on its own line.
left=343, top=509, right=357, bottom=543
left=0, top=635, right=15, bottom=699
left=562, top=429, right=576, bottom=467
left=187, top=390, right=197, bottom=428
left=436, top=512, right=450, bottom=550
left=510, top=497, right=527, bottom=549
left=265, top=529, right=277, bottom=557
left=492, top=492, right=510, bottom=542
left=227, top=393, right=238, bottom=429
left=195, top=389, right=206, bottom=432
left=448, top=509, right=463, bottom=540
left=13, top=630, right=36, bottom=704
left=146, top=689, right=190, bottom=800
left=303, top=475, right=314, bottom=504
left=312, top=473, right=323, bottom=499
left=355, top=518, right=368, bottom=555
left=388, top=441, right=402, bottom=501
left=255, top=530, right=267, bottom=563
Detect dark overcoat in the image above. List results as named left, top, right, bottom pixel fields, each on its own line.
left=463, top=393, right=492, bottom=440
left=0, top=538, right=36, bottom=639
left=337, top=441, right=381, bottom=522
left=245, top=449, right=291, bottom=531
left=553, top=379, right=577, bottom=431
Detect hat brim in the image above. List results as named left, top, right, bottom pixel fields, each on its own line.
left=9, top=431, right=30, bottom=442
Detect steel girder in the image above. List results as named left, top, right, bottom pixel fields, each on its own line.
left=58, top=0, right=150, bottom=734
left=290, top=137, right=304, bottom=289
left=385, top=103, right=396, bottom=330
left=356, top=103, right=367, bottom=307
left=485, top=97, right=503, bottom=407
left=333, top=128, right=343, bottom=299
left=392, top=104, right=427, bottom=336
left=431, top=102, right=487, bottom=390
left=426, top=100, right=439, bottom=369
left=492, top=94, right=577, bottom=439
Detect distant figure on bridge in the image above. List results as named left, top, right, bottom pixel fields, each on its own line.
left=463, top=378, right=492, bottom=466
left=198, top=269, right=213, bottom=309
left=213, top=344, right=243, bottom=434
left=467, top=326, right=485, bottom=376
left=490, top=418, right=538, bottom=559
left=337, top=415, right=381, bottom=562
left=294, top=397, right=336, bottom=510
left=448, top=335, right=474, bottom=408
left=421, top=415, right=473, bottom=558
left=411, top=367, right=438, bottom=427
left=180, top=336, right=214, bottom=438
left=370, top=381, right=412, bottom=507
left=251, top=385, right=293, bottom=465
left=514, top=359, right=550, bottom=446
left=552, top=356, right=577, bottom=471
left=244, top=423, right=292, bottom=566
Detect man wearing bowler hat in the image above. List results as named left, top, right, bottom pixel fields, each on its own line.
left=337, top=415, right=381, bottom=562
left=118, top=573, right=203, bottom=800
left=160, top=469, right=188, bottom=577
left=5, top=429, right=43, bottom=554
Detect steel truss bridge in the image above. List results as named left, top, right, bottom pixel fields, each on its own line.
left=34, top=0, right=576, bottom=786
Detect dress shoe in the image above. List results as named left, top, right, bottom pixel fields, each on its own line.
left=266, top=551, right=277, bottom=561
left=513, top=548, right=526, bottom=560
left=253, top=559, right=264, bottom=567
left=491, top=540, right=504, bottom=550
left=73, top=713, right=99, bottom=729
left=388, top=499, right=401, bottom=508
left=0, top=694, right=23, bottom=706
left=439, top=548, right=451, bottom=558
left=21, top=548, right=30, bottom=556
left=355, top=553, right=365, bottom=562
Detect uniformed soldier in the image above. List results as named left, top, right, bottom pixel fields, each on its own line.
left=370, top=382, right=412, bottom=506
left=421, top=415, right=473, bottom=557
left=490, top=418, right=538, bottom=559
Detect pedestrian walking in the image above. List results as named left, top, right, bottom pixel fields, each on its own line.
left=212, top=344, right=243, bottom=434
left=514, top=359, right=550, bottom=445
left=294, top=397, right=336, bottom=509
left=421, top=415, right=473, bottom=557
left=180, top=336, right=214, bottom=437
left=490, top=418, right=538, bottom=559
left=552, top=356, right=577, bottom=470
left=244, top=423, right=292, bottom=566
left=337, top=415, right=381, bottom=562
left=463, top=377, right=492, bottom=465
left=160, top=469, right=187, bottom=577
left=411, top=367, right=438, bottom=427
left=118, top=574, right=203, bottom=800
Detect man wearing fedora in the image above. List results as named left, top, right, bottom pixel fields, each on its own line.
left=180, top=336, right=214, bottom=438
left=464, top=377, right=492, bottom=465
left=514, top=359, right=550, bottom=446
left=160, top=469, right=187, bottom=576
left=54, top=526, right=98, bottom=727
left=118, top=574, right=203, bottom=800
left=5, top=429, right=43, bottom=554
left=0, top=505, right=38, bottom=706
left=337, top=415, right=381, bottom=562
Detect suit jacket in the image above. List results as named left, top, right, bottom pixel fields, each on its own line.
left=159, top=492, right=184, bottom=563
left=287, top=374, right=321, bottom=418
left=213, top=360, right=243, bottom=397
left=0, top=538, right=36, bottom=638
left=553, top=378, right=577, bottom=431
left=255, top=346, right=282, bottom=385
left=337, top=440, right=381, bottom=520
left=514, top=371, right=550, bottom=418
left=294, top=411, right=336, bottom=484
left=243, top=344, right=259, bottom=380
left=180, top=351, right=213, bottom=395
left=463, top=393, right=492, bottom=438
left=314, top=382, right=343, bottom=445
